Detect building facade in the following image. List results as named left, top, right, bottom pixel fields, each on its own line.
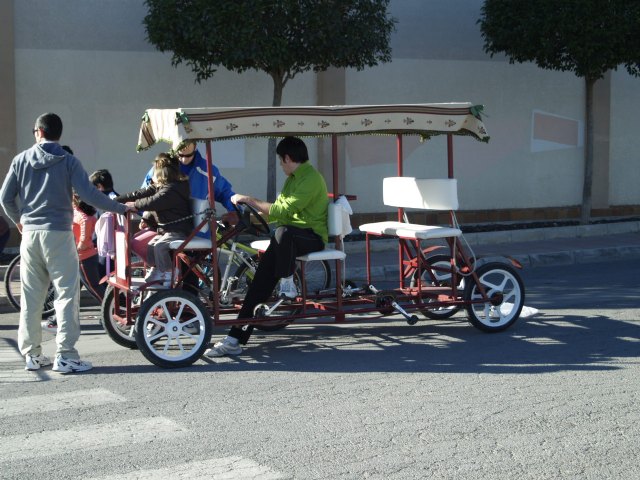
left=1, top=0, right=638, bottom=239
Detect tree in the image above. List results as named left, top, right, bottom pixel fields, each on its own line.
left=144, top=0, right=396, bottom=201
left=478, top=0, right=640, bottom=224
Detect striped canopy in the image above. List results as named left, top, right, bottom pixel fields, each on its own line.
left=137, top=103, right=488, bottom=152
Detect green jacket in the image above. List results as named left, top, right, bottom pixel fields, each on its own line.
left=268, top=162, right=328, bottom=243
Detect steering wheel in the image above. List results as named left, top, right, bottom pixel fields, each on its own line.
left=233, top=202, right=270, bottom=236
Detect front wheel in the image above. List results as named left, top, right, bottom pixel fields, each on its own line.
left=135, top=289, right=212, bottom=368
left=463, top=263, right=524, bottom=332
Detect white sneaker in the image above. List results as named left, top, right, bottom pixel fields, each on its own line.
left=144, top=267, right=162, bottom=283
left=25, top=353, right=52, bottom=371
left=204, top=337, right=242, bottom=357
left=278, top=276, right=298, bottom=299
left=52, top=355, right=93, bottom=373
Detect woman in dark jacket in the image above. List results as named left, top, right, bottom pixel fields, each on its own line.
left=117, top=153, right=191, bottom=287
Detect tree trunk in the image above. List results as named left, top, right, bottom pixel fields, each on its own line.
left=581, top=77, right=595, bottom=225
left=267, top=74, right=285, bottom=202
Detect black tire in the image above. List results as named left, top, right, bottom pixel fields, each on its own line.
left=101, top=286, right=139, bottom=349
left=410, top=254, right=463, bottom=320
left=135, top=289, right=212, bottom=368
left=4, top=254, right=56, bottom=317
left=463, top=262, right=525, bottom=332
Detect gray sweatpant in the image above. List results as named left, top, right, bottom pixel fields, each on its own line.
left=19, top=230, right=81, bottom=359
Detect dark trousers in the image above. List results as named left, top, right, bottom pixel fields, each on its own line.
left=79, top=255, right=106, bottom=301
left=229, top=225, right=324, bottom=344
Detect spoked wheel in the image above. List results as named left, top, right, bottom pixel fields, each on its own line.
left=135, top=289, right=212, bottom=368
left=101, top=286, right=142, bottom=349
left=410, top=254, right=464, bottom=320
left=4, top=254, right=56, bottom=317
left=299, top=260, right=331, bottom=294
left=463, top=262, right=525, bottom=332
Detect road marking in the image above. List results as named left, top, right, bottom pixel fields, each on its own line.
left=0, top=417, right=188, bottom=462
left=0, top=388, right=125, bottom=418
left=88, top=456, right=287, bottom=480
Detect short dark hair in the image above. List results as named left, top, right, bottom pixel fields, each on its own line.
left=35, top=113, right=63, bottom=141
left=276, top=137, right=308, bottom=164
left=90, top=169, right=115, bottom=190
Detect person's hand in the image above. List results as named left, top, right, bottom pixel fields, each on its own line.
left=124, top=202, right=137, bottom=212
left=221, top=211, right=239, bottom=226
left=231, top=194, right=250, bottom=205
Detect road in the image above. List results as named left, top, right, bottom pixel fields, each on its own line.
left=1, top=259, right=639, bottom=479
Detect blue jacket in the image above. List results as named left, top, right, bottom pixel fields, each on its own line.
left=142, top=150, right=235, bottom=211
left=0, top=142, right=127, bottom=231
left=142, top=149, right=235, bottom=238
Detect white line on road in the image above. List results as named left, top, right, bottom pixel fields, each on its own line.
left=0, top=388, right=125, bottom=418
left=0, top=417, right=188, bottom=462
left=88, top=456, right=287, bottom=480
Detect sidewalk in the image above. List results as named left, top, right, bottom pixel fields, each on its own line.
left=342, top=220, right=640, bottom=280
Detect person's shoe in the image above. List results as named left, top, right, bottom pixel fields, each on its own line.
left=160, top=270, right=173, bottom=288
left=144, top=267, right=162, bottom=283
left=278, top=276, right=298, bottom=299
left=25, top=353, right=52, bottom=371
left=204, top=337, right=242, bottom=357
left=182, top=322, right=200, bottom=335
left=41, top=317, right=58, bottom=334
left=52, top=355, right=93, bottom=374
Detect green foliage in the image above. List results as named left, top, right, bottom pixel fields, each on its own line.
left=478, top=0, right=640, bottom=81
left=144, top=0, right=396, bottom=86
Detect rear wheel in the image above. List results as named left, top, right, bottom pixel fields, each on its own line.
left=464, top=262, right=524, bottom=332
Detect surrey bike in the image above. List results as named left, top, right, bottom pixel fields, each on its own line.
left=109, top=103, right=524, bottom=368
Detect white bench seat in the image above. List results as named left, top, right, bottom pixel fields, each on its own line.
left=169, top=237, right=212, bottom=250
left=250, top=239, right=346, bottom=261
left=359, top=221, right=461, bottom=240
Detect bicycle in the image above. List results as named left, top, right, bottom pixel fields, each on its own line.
left=3, top=254, right=104, bottom=317
left=3, top=254, right=56, bottom=316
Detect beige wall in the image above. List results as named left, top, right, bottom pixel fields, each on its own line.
left=4, top=0, right=640, bottom=220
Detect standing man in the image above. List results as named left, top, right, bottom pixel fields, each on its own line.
left=205, top=136, right=328, bottom=357
left=0, top=113, right=131, bottom=373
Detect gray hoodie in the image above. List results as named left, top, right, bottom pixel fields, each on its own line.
left=0, top=142, right=127, bottom=231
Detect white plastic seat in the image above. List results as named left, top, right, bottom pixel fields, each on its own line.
left=250, top=200, right=351, bottom=261
left=169, top=198, right=213, bottom=250
left=358, top=178, right=462, bottom=240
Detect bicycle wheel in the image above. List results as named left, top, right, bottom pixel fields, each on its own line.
left=464, top=262, right=524, bottom=332
left=135, top=289, right=212, bottom=368
left=299, top=259, right=331, bottom=293
left=409, top=254, right=464, bottom=320
left=101, top=286, right=140, bottom=349
left=231, top=263, right=302, bottom=332
left=4, top=255, right=56, bottom=317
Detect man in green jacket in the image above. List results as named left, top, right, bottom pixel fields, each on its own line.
left=205, top=137, right=328, bottom=357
